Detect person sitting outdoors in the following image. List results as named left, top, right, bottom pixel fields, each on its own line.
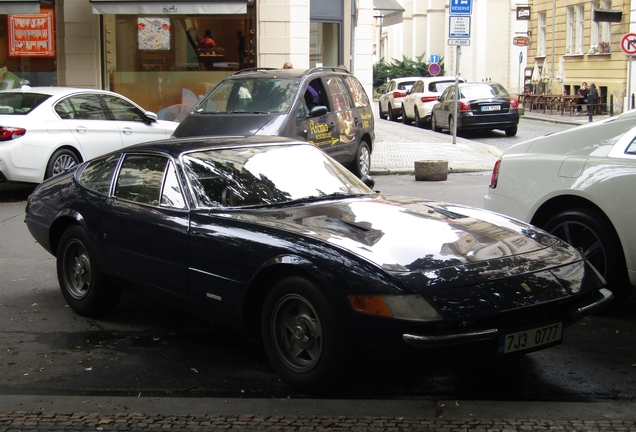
left=576, top=82, right=589, bottom=115
left=198, top=30, right=217, bottom=52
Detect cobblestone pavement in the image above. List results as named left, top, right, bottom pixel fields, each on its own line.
left=1, top=411, right=636, bottom=431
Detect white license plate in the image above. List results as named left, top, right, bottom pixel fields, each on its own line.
left=481, top=105, right=501, bottom=111
left=498, top=322, right=563, bottom=354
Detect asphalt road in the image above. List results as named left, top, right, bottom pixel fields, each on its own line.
left=2, top=175, right=635, bottom=403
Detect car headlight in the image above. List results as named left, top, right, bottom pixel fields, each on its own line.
left=348, top=294, right=442, bottom=322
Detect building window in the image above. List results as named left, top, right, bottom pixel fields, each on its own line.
left=538, top=12, right=547, bottom=57
left=566, top=7, right=574, bottom=54
left=601, top=0, right=611, bottom=50
left=576, top=5, right=585, bottom=54
left=591, top=3, right=599, bottom=48
left=310, top=22, right=340, bottom=68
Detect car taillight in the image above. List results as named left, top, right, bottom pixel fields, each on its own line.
left=510, top=98, right=519, bottom=109
left=0, top=126, right=26, bottom=141
left=490, top=158, right=502, bottom=189
left=420, top=96, right=438, bottom=103
left=459, top=100, right=472, bottom=111
left=393, top=91, right=407, bottom=99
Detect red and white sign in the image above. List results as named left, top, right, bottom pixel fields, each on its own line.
left=7, top=8, right=56, bottom=57
left=621, top=33, right=636, bottom=55
left=428, top=63, right=441, bottom=76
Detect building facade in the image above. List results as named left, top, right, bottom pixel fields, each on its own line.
left=376, top=0, right=634, bottom=114
left=0, top=0, right=376, bottom=116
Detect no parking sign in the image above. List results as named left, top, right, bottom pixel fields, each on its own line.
left=428, top=63, right=441, bottom=76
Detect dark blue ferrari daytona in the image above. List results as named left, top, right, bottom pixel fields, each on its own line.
left=24, top=135, right=612, bottom=392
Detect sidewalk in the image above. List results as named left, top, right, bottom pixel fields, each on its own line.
left=369, top=110, right=612, bottom=176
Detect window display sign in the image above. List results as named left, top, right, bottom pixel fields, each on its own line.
left=7, top=9, right=56, bottom=57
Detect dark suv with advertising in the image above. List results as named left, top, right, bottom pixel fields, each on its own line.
left=172, top=67, right=375, bottom=177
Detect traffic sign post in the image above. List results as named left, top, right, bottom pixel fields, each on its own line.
left=449, top=0, right=472, bottom=15
left=622, top=33, right=636, bottom=111
left=428, top=63, right=441, bottom=76
left=448, top=0, right=472, bottom=143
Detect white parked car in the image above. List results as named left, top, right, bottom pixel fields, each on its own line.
left=485, top=109, right=636, bottom=302
left=0, top=86, right=178, bottom=183
left=401, top=76, right=464, bottom=128
left=378, top=77, right=420, bottom=122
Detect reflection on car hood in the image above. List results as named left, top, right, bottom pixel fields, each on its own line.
left=228, top=194, right=581, bottom=281
left=172, top=113, right=284, bottom=138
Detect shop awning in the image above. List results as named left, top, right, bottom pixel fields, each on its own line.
left=0, top=0, right=40, bottom=14
left=373, top=0, right=404, bottom=13
left=90, top=0, right=247, bottom=15
left=373, top=0, right=404, bottom=26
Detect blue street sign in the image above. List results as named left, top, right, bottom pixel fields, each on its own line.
left=450, top=0, right=472, bottom=15
left=430, top=54, right=440, bottom=64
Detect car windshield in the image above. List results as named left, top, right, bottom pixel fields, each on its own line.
left=183, top=144, right=373, bottom=208
left=460, top=84, right=510, bottom=99
left=194, top=77, right=300, bottom=114
left=0, top=92, right=51, bottom=115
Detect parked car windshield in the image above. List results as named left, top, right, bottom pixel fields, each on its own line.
left=194, top=77, right=300, bottom=114
left=460, top=83, right=510, bottom=99
left=182, top=144, right=373, bottom=208
left=0, top=92, right=51, bottom=115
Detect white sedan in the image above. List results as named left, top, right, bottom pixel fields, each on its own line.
left=0, top=86, right=178, bottom=183
left=401, top=76, right=464, bottom=128
left=485, top=109, right=636, bottom=302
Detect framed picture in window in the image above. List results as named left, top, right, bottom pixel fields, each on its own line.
left=138, top=18, right=171, bottom=51
left=7, top=8, right=56, bottom=57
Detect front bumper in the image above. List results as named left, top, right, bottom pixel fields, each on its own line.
left=402, top=288, right=612, bottom=348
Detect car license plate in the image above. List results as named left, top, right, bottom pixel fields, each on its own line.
left=498, top=322, right=562, bottom=354
left=481, top=105, right=501, bottom=111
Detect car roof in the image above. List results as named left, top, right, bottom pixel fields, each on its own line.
left=122, top=135, right=306, bottom=158
left=229, top=67, right=352, bottom=80
left=390, top=77, right=422, bottom=83
left=0, top=86, right=118, bottom=97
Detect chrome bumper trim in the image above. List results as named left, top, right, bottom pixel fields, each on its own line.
left=574, top=288, right=613, bottom=316
left=403, top=328, right=498, bottom=346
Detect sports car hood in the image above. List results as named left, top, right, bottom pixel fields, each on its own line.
left=233, top=194, right=587, bottom=287
left=172, top=113, right=285, bottom=138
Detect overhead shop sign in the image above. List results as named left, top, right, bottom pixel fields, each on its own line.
left=89, top=0, right=247, bottom=15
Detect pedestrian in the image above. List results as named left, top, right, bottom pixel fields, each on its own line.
left=576, top=81, right=589, bottom=115
left=588, top=83, right=599, bottom=113
left=283, top=62, right=293, bottom=69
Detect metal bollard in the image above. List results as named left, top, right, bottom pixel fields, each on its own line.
left=610, top=94, right=613, bottom=116
left=588, top=99, right=593, bottom=122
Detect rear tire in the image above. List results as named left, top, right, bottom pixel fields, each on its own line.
left=261, top=277, right=350, bottom=392
left=57, top=226, right=122, bottom=317
left=378, top=102, right=387, bottom=120
left=542, top=208, right=632, bottom=303
left=350, top=141, right=371, bottom=178
left=431, top=114, right=442, bottom=132
left=505, top=126, right=518, bottom=137
left=46, top=149, right=80, bottom=180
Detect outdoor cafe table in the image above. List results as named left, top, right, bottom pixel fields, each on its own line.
left=518, top=94, right=580, bottom=114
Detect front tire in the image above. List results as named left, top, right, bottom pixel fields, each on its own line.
left=388, top=104, right=398, bottom=122
left=350, top=141, right=371, bottom=178
left=378, top=102, right=387, bottom=120
left=261, top=277, right=349, bottom=392
left=57, top=226, right=122, bottom=317
left=402, top=108, right=411, bottom=125
left=46, top=148, right=80, bottom=180
left=543, top=208, right=632, bottom=302
left=414, top=108, right=424, bottom=128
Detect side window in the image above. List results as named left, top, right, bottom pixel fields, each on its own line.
left=326, top=76, right=353, bottom=112
left=161, top=161, right=186, bottom=209
left=115, top=154, right=169, bottom=206
left=344, top=76, right=370, bottom=108
left=78, top=155, right=120, bottom=194
left=300, top=78, right=329, bottom=117
left=54, top=99, right=76, bottom=119
left=100, top=95, right=146, bottom=122
left=67, top=94, right=109, bottom=120
left=626, top=138, right=636, bottom=155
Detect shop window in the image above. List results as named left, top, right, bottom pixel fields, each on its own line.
left=0, top=1, right=57, bottom=88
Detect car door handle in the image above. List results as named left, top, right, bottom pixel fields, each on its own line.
left=122, top=127, right=133, bottom=134
left=75, top=126, right=87, bottom=133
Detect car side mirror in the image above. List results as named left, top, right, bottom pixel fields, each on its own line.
left=144, top=111, right=158, bottom=123
left=309, top=106, right=328, bottom=118
left=361, top=175, right=375, bottom=189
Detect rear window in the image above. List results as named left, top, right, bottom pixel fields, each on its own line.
left=0, top=93, right=51, bottom=115
left=460, top=84, right=510, bottom=99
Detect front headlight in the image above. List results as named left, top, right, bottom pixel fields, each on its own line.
left=348, top=294, right=442, bottom=322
